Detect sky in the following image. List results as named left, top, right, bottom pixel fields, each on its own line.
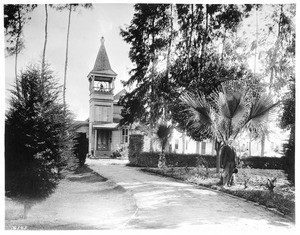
left=3, top=0, right=299, bottom=123
left=4, top=2, right=135, bottom=121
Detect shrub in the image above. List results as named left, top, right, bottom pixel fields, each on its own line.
left=128, top=152, right=216, bottom=168
left=137, top=152, right=160, bottom=167
left=111, top=145, right=127, bottom=159
left=128, top=151, right=287, bottom=170
left=283, top=140, right=295, bottom=184
left=165, top=153, right=216, bottom=167
left=74, top=133, right=88, bottom=166
left=128, top=134, right=144, bottom=165
left=240, top=156, right=286, bottom=169
left=5, top=64, right=76, bottom=218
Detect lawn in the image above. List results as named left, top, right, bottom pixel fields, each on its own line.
left=143, top=166, right=295, bottom=221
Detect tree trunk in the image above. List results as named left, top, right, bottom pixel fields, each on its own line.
left=215, top=139, right=221, bottom=173
left=182, top=132, right=186, bottom=154
left=261, top=133, right=265, bottom=157
left=42, top=4, right=48, bottom=77
left=23, top=203, right=32, bottom=219
left=63, top=5, right=72, bottom=109
left=15, top=7, right=22, bottom=92
left=248, top=132, right=252, bottom=157
left=14, top=44, right=18, bottom=88
left=149, top=132, right=154, bottom=152
left=199, top=5, right=209, bottom=74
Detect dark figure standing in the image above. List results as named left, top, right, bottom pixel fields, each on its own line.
left=220, top=145, right=238, bottom=186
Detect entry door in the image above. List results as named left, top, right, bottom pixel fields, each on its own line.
left=97, top=130, right=110, bottom=151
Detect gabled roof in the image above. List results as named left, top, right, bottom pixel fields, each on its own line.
left=89, top=37, right=117, bottom=77
left=113, top=89, right=126, bottom=103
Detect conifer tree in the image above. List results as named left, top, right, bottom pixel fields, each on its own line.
left=5, top=63, right=76, bottom=218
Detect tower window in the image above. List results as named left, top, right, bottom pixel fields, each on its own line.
left=94, top=81, right=110, bottom=92
left=122, top=128, right=129, bottom=143
left=95, top=106, right=111, bottom=122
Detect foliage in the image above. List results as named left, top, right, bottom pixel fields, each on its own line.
left=128, top=134, right=144, bottom=165
left=120, top=4, right=171, bottom=127
left=111, top=145, right=127, bottom=159
left=5, top=64, right=76, bottom=216
left=240, top=157, right=286, bottom=170
left=120, top=4, right=253, bottom=131
left=51, top=3, right=93, bottom=11
left=73, top=133, right=88, bottom=166
left=280, top=77, right=295, bottom=184
left=181, top=80, right=278, bottom=147
left=4, top=4, right=37, bottom=57
left=129, top=151, right=287, bottom=170
left=128, top=152, right=217, bottom=168
left=282, top=140, right=294, bottom=184
left=280, top=78, right=295, bottom=130
left=156, top=124, right=172, bottom=152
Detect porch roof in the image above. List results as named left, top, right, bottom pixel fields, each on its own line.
left=93, top=122, right=119, bottom=129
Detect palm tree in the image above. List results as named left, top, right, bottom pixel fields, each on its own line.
left=180, top=81, right=279, bottom=183
left=156, top=123, right=172, bottom=168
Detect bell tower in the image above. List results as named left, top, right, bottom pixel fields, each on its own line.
left=87, top=37, right=117, bottom=156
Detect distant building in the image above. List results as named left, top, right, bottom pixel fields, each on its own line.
left=74, top=37, right=286, bottom=158
left=74, top=37, right=129, bottom=158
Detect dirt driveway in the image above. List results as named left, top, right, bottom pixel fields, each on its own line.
left=5, top=165, right=137, bottom=230
left=5, top=158, right=295, bottom=231
left=87, top=159, right=295, bottom=230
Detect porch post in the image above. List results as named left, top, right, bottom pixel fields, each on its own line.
left=94, top=129, right=98, bottom=153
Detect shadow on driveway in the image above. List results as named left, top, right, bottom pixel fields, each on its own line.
left=67, top=165, right=108, bottom=183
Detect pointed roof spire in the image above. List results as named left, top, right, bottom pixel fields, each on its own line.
left=101, top=36, right=105, bottom=45
left=90, top=36, right=117, bottom=76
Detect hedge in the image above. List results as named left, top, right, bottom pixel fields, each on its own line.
left=128, top=152, right=286, bottom=170
left=129, top=152, right=216, bottom=168
left=241, top=156, right=286, bottom=170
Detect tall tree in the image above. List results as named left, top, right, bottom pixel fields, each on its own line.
left=180, top=80, right=279, bottom=180
left=4, top=4, right=37, bottom=85
left=120, top=4, right=172, bottom=151
left=169, top=4, right=251, bottom=168
left=41, top=4, right=48, bottom=76
left=51, top=4, right=93, bottom=108
left=5, top=63, right=76, bottom=218
left=240, top=4, right=295, bottom=156
left=280, top=77, right=295, bottom=184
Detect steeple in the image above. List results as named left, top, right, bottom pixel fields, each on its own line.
left=89, top=36, right=117, bottom=77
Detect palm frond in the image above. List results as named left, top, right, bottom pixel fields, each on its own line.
left=214, top=88, right=245, bottom=120
left=180, top=92, right=212, bottom=127
left=244, top=94, right=280, bottom=133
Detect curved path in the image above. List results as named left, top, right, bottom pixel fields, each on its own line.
left=87, top=158, right=295, bottom=231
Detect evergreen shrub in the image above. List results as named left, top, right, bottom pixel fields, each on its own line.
left=128, top=134, right=144, bottom=165
left=240, top=156, right=286, bottom=169
left=5, top=64, right=76, bottom=217
left=128, top=152, right=216, bottom=168
left=128, top=151, right=286, bottom=170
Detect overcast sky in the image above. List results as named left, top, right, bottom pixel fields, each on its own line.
left=4, top=3, right=135, bottom=121
left=3, top=0, right=298, bottom=123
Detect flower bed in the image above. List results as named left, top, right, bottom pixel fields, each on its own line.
left=142, top=167, right=295, bottom=221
